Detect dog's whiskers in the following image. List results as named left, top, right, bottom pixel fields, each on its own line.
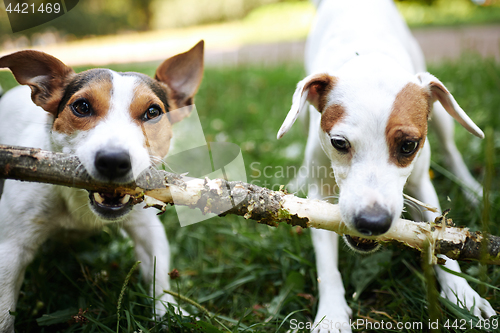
left=403, top=196, right=425, bottom=222
left=150, top=156, right=174, bottom=172
left=321, top=195, right=339, bottom=204
left=71, top=202, right=90, bottom=215
left=74, top=162, right=86, bottom=174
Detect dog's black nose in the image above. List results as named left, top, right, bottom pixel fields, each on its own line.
left=353, top=204, right=392, bottom=236
left=95, top=149, right=132, bottom=180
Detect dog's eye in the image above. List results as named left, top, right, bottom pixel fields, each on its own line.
left=400, top=140, right=419, bottom=156
left=331, top=136, right=350, bottom=152
left=142, top=105, right=162, bottom=121
left=71, top=99, right=92, bottom=117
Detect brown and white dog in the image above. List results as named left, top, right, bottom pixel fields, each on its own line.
left=0, top=41, right=204, bottom=332
left=278, top=0, right=494, bottom=331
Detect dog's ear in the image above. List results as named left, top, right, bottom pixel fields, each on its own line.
left=155, top=40, right=204, bottom=121
left=277, top=73, right=335, bottom=139
left=0, top=50, right=74, bottom=115
left=417, top=72, right=484, bottom=139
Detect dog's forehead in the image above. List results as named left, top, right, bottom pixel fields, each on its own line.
left=322, top=77, right=410, bottom=141
left=322, top=55, right=423, bottom=133
left=119, top=72, right=169, bottom=110
left=60, top=69, right=168, bottom=110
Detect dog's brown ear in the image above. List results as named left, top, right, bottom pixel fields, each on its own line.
left=155, top=40, right=204, bottom=115
left=301, top=73, right=336, bottom=112
left=278, top=73, right=336, bottom=139
left=0, top=50, right=74, bottom=115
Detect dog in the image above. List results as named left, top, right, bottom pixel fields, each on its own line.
left=0, top=40, right=204, bottom=332
left=277, top=0, right=495, bottom=331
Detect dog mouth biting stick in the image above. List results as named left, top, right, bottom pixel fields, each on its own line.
left=276, top=0, right=495, bottom=329
left=1, top=144, right=500, bottom=267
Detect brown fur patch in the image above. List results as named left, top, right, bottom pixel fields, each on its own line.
left=303, top=74, right=337, bottom=113
left=131, top=82, right=173, bottom=159
left=129, top=84, right=167, bottom=123
left=386, top=82, right=431, bottom=167
left=320, top=104, right=346, bottom=133
left=140, top=115, right=173, bottom=160
left=53, top=79, right=113, bottom=134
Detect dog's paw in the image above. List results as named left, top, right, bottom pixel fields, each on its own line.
left=440, top=280, right=496, bottom=319
left=154, top=293, right=190, bottom=320
left=311, top=300, right=353, bottom=333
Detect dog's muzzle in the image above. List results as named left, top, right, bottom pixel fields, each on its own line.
left=88, top=149, right=134, bottom=219
left=353, top=203, right=392, bottom=236
left=344, top=204, right=392, bottom=254
left=94, top=149, right=132, bottom=181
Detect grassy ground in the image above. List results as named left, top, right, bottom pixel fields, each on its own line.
left=1, top=54, right=500, bottom=332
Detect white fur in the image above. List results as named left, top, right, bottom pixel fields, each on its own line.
left=0, top=74, right=179, bottom=332
left=279, top=1, right=495, bottom=331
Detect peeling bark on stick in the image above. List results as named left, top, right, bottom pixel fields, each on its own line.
left=1, top=144, right=500, bottom=264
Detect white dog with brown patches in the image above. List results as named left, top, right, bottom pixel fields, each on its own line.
left=0, top=41, right=204, bottom=332
left=278, top=0, right=495, bottom=331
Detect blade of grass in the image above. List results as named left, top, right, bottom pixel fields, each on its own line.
left=438, top=265, right=500, bottom=290
left=423, top=241, right=440, bottom=333
left=117, top=261, right=141, bottom=333
left=480, top=127, right=495, bottom=296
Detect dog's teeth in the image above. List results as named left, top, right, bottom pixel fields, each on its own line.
left=121, top=194, right=130, bottom=204
left=94, top=192, right=104, bottom=204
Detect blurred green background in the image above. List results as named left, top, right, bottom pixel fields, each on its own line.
left=1, top=0, right=500, bottom=50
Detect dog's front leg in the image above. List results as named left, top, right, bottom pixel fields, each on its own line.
left=0, top=241, right=30, bottom=333
left=307, top=175, right=352, bottom=333
left=122, top=207, right=186, bottom=319
left=311, top=229, right=352, bottom=333
left=0, top=181, right=56, bottom=332
left=0, top=226, right=50, bottom=333
left=407, top=142, right=495, bottom=319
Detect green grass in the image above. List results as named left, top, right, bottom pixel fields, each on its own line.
left=1, top=54, right=500, bottom=332
left=397, top=0, right=500, bottom=27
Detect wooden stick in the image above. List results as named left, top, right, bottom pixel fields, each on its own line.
left=1, top=144, right=499, bottom=264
